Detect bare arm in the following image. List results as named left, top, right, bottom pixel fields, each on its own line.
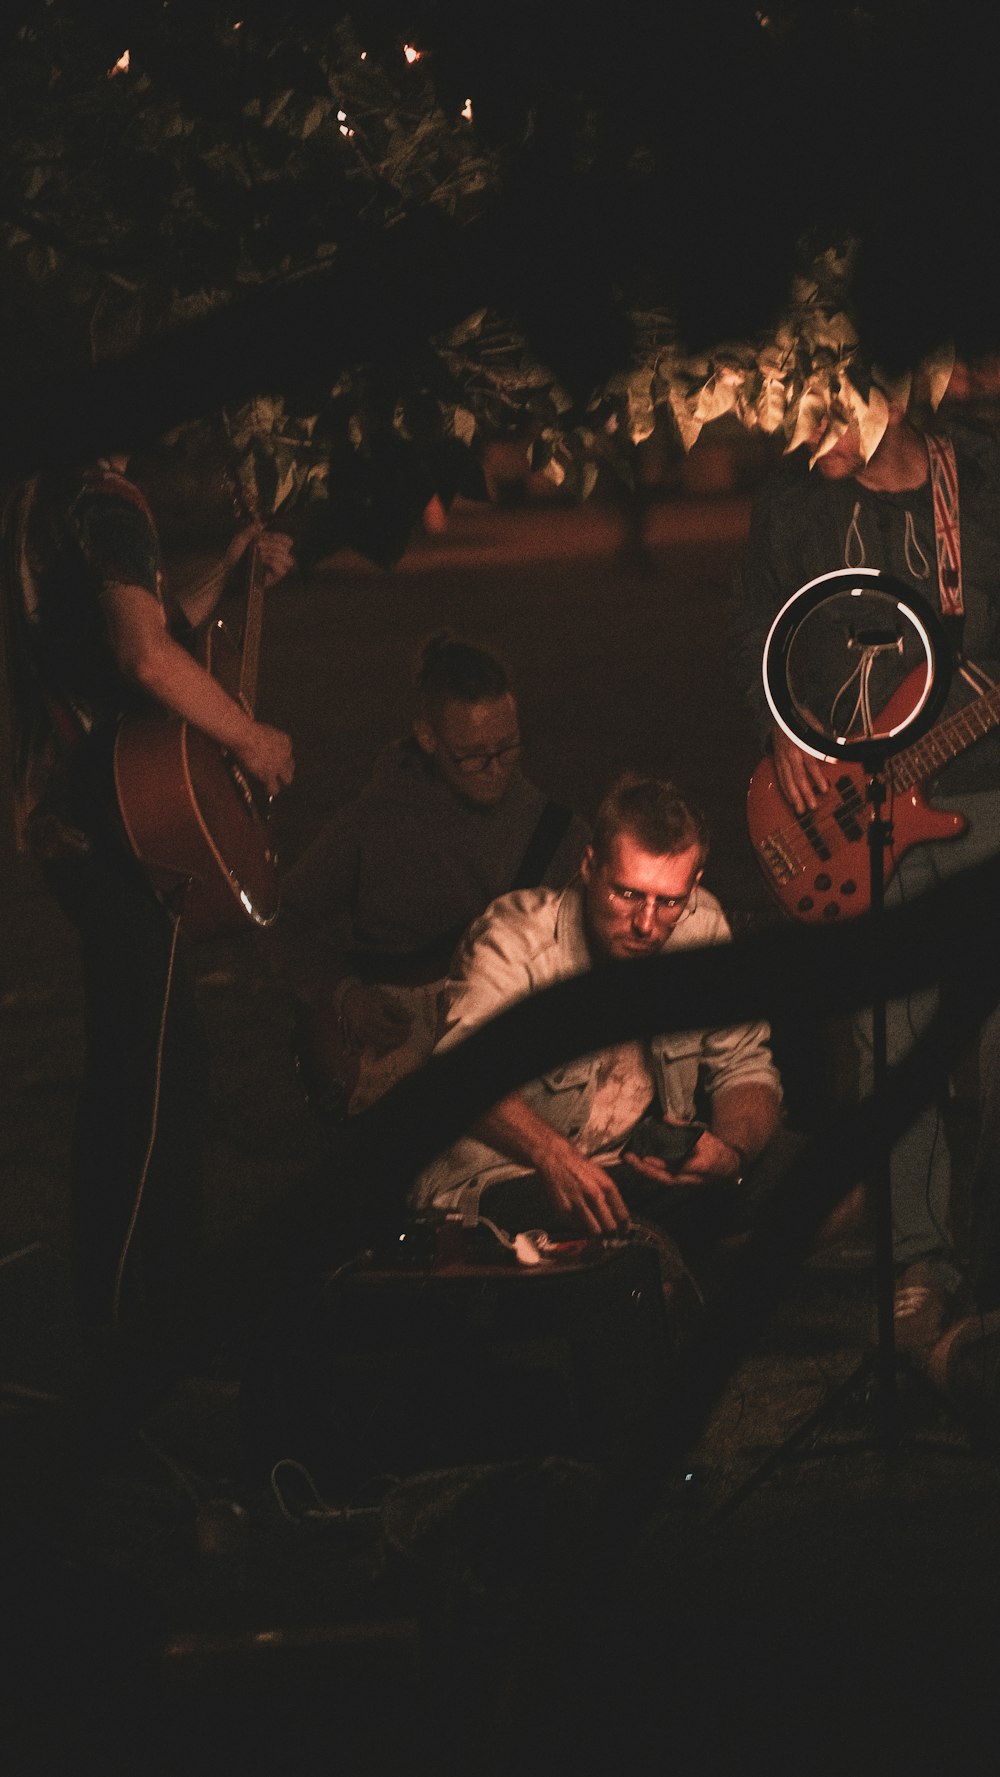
left=623, top=1082, right=780, bottom=1190
left=102, top=579, right=294, bottom=796
left=475, top=1092, right=630, bottom=1236
left=710, top=1081, right=781, bottom=1169
left=172, top=523, right=296, bottom=631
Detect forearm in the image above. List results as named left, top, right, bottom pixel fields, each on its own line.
left=172, top=555, right=234, bottom=631
left=171, top=525, right=293, bottom=631
left=134, top=628, right=259, bottom=755
left=107, top=581, right=292, bottom=794
left=710, top=1083, right=781, bottom=1167
left=475, top=1091, right=629, bottom=1234
left=474, top=1092, right=572, bottom=1174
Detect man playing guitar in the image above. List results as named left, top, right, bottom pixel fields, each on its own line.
left=729, top=389, right=1000, bottom=1359
left=273, top=635, right=589, bottom=1118
left=3, top=436, right=295, bottom=1335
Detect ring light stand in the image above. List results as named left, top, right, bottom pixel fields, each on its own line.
left=721, top=570, right=958, bottom=1512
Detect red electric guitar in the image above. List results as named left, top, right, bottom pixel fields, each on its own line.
left=113, top=543, right=279, bottom=940
left=746, top=666, right=1000, bottom=923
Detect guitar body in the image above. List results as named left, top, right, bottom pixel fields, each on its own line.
left=747, top=670, right=968, bottom=923
left=114, top=709, right=279, bottom=940
left=293, top=983, right=444, bottom=1119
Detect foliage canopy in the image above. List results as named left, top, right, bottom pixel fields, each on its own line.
left=3, top=1, right=995, bottom=559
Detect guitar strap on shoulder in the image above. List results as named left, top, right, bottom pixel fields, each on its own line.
left=923, top=434, right=1000, bottom=694
left=925, top=432, right=964, bottom=618
left=510, top=798, right=575, bottom=892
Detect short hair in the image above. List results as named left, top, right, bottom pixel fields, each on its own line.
left=414, top=633, right=509, bottom=719
left=591, top=773, right=709, bottom=866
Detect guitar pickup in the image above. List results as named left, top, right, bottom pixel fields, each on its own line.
left=832, top=775, right=864, bottom=842
left=796, top=811, right=831, bottom=860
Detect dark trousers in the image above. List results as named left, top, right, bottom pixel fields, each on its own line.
left=43, top=838, right=208, bottom=1332
left=967, top=996, right=1000, bottom=1312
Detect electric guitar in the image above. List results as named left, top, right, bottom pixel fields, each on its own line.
left=113, top=543, right=279, bottom=940
left=746, top=666, right=1000, bottom=923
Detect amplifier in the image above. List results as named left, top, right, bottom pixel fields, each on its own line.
left=240, top=1233, right=677, bottom=1502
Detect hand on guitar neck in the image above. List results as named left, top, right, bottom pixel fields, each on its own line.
left=194, top=522, right=297, bottom=798
left=179, top=523, right=296, bottom=630
left=227, top=523, right=295, bottom=591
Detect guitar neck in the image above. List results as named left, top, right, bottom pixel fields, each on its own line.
left=890, top=681, right=1000, bottom=790
left=237, top=541, right=264, bottom=715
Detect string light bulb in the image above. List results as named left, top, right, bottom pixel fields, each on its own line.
left=460, top=98, right=473, bottom=122
left=108, top=49, right=130, bottom=77
left=403, top=44, right=422, bottom=63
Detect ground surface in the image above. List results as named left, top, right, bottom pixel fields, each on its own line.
left=3, top=474, right=1000, bottom=1775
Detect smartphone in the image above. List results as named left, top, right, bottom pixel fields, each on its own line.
left=623, top=1117, right=706, bottom=1167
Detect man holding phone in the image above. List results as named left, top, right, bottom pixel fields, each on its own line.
left=411, top=775, right=782, bottom=1260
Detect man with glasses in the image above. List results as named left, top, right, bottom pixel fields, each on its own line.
left=275, top=634, right=588, bottom=1114
left=412, top=774, right=781, bottom=1265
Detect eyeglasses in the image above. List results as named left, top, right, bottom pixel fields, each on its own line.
left=443, top=739, right=523, bottom=775
left=606, top=881, right=695, bottom=917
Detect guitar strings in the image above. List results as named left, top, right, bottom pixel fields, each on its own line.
left=763, top=663, right=1000, bottom=860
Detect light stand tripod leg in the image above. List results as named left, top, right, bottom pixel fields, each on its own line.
left=867, top=771, right=901, bottom=1462
left=711, top=764, right=968, bottom=1521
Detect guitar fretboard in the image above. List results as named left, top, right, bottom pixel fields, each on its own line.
left=238, top=543, right=263, bottom=716
left=890, top=683, right=1000, bottom=790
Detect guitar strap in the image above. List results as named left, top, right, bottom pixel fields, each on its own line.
left=509, top=797, right=575, bottom=891
left=355, top=798, right=577, bottom=987
left=924, top=433, right=964, bottom=619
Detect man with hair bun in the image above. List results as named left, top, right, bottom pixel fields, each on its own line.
left=278, top=633, right=588, bottom=1114
left=412, top=773, right=782, bottom=1270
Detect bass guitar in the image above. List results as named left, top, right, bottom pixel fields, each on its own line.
left=113, top=543, right=279, bottom=940
left=745, top=665, right=999, bottom=923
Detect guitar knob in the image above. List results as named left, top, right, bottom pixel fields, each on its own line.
left=822, top=903, right=840, bottom=919
left=797, top=896, right=814, bottom=913
left=815, top=873, right=832, bottom=891
left=840, top=880, right=857, bottom=896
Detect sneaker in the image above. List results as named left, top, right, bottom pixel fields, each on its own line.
left=892, top=1260, right=953, bottom=1354
left=926, top=1309, right=1000, bottom=1434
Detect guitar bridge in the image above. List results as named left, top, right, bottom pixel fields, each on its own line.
left=227, top=756, right=267, bottom=821
left=760, top=834, right=800, bottom=885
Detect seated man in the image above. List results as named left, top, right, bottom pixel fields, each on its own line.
left=274, top=634, right=589, bottom=1114
left=411, top=774, right=782, bottom=1286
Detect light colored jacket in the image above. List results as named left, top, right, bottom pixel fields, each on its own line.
left=411, top=881, right=781, bottom=1214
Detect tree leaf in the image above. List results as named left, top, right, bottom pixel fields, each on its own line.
left=692, top=371, right=740, bottom=426
left=839, top=377, right=889, bottom=463
left=784, top=382, right=829, bottom=456
left=913, top=340, right=956, bottom=413
left=667, top=385, right=703, bottom=453
left=263, top=89, right=294, bottom=128
left=300, top=97, right=332, bottom=139
left=755, top=373, right=787, bottom=434
left=449, top=405, right=477, bottom=445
